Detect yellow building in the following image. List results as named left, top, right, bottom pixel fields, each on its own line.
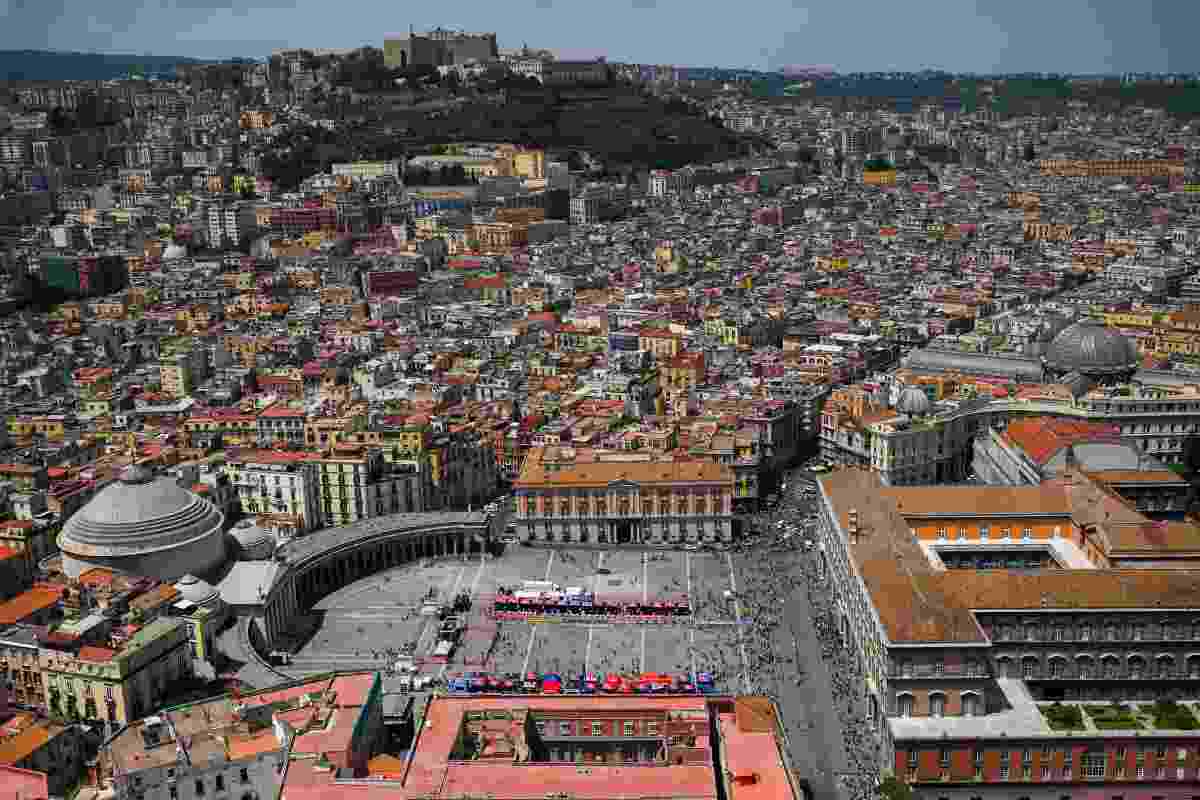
left=6, top=416, right=65, bottom=441
left=39, top=617, right=193, bottom=731
left=638, top=327, right=682, bottom=359
left=509, top=148, right=545, bottom=179
left=239, top=110, right=274, bottom=129
left=703, top=318, right=739, bottom=347
left=469, top=221, right=529, bottom=252
left=313, top=447, right=423, bottom=527
left=1101, top=310, right=1158, bottom=329
left=158, top=354, right=194, bottom=399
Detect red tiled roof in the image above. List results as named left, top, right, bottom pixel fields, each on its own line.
left=1004, top=418, right=1122, bottom=465
left=0, top=763, right=50, bottom=798
left=259, top=404, right=305, bottom=418
left=0, top=585, right=63, bottom=626
left=77, top=646, right=117, bottom=663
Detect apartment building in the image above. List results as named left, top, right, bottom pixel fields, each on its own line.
left=98, top=672, right=384, bottom=800
left=254, top=403, right=306, bottom=447
left=312, top=446, right=423, bottom=527
left=39, top=617, right=194, bottom=737
left=0, top=716, right=84, bottom=797
left=205, top=202, right=257, bottom=248
left=223, top=449, right=321, bottom=536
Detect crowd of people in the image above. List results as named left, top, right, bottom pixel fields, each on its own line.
left=725, top=464, right=885, bottom=800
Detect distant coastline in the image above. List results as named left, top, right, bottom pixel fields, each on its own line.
left=0, top=49, right=218, bottom=82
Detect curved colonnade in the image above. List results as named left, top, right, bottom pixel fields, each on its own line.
left=252, top=512, right=492, bottom=652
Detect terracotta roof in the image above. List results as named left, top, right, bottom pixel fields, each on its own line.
left=0, top=765, right=47, bottom=799
left=1102, top=519, right=1200, bottom=554
left=0, top=585, right=63, bottom=626
left=719, top=711, right=795, bottom=800
left=1003, top=418, right=1121, bottom=465
left=260, top=404, right=305, bottom=418
left=881, top=485, right=1073, bottom=517
left=129, top=584, right=180, bottom=612
left=403, top=696, right=719, bottom=800
left=1088, top=469, right=1186, bottom=484
left=0, top=721, right=57, bottom=765
left=366, top=753, right=406, bottom=779
left=516, top=447, right=733, bottom=488
left=821, top=469, right=1200, bottom=644
left=77, top=645, right=117, bottom=663
left=77, top=568, right=117, bottom=587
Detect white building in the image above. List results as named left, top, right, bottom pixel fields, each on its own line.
left=206, top=202, right=257, bottom=248
left=222, top=451, right=322, bottom=537
left=1103, top=260, right=1190, bottom=294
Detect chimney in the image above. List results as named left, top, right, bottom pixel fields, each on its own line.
left=847, top=508, right=859, bottom=545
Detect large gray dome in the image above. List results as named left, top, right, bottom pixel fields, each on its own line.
left=1044, top=319, right=1139, bottom=378
left=58, top=469, right=227, bottom=581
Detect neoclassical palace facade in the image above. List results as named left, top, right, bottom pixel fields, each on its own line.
left=513, top=448, right=735, bottom=547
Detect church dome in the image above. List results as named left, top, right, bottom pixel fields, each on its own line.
left=896, top=386, right=931, bottom=416
left=229, top=519, right=275, bottom=560
left=175, top=573, right=219, bottom=607
left=1044, top=319, right=1138, bottom=379
left=58, top=466, right=227, bottom=582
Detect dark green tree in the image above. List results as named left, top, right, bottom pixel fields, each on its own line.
left=877, top=776, right=913, bottom=800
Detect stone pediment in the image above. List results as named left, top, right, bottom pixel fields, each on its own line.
left=607, top=479, right=641, bottom=492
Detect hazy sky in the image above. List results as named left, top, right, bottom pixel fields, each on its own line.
left=0, top=0, right=1193, bottom=73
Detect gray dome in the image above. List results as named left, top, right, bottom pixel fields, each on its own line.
left=1044, top=319, right=1139, bottom=378
left=230, top=519, right=275, bottom=560
left=58, top=475, right=226, bottom=581
left=175, top=573, right=219, bottom=607
left=896, top=386, right=931, bottom=416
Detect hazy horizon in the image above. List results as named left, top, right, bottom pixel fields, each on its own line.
left=1, top=0, right=1195, bottom=74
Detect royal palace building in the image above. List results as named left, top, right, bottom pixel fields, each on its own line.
left=815, top=466, right=1200, bottom=800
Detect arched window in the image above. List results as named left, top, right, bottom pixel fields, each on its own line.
left=997, top=656, right=1016, bottom=679
left=962, top=692, right=982, bottom=717
left=1101, top=655, right=1120, bottom=678
left=929, top=692, right=946, bottom=717
left=1076, top=655, right=1095, bottom=679
left=1156, top=654, right=1176, bottom=678
left=1021, top=656, right=1040, bottom=679
left=1048, top=657, right=1067, bottom=679
left=1187, top=654, right=1200, bottom=679
left=896, top=694, right=914, bottom=717
left=1128, top=655, right=1146, bottom=680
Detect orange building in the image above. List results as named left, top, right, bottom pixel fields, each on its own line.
left=514, top=448, right=734, bottom=546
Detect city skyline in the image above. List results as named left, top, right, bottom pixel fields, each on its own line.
left=2, top=0, right=1197, bottom=74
